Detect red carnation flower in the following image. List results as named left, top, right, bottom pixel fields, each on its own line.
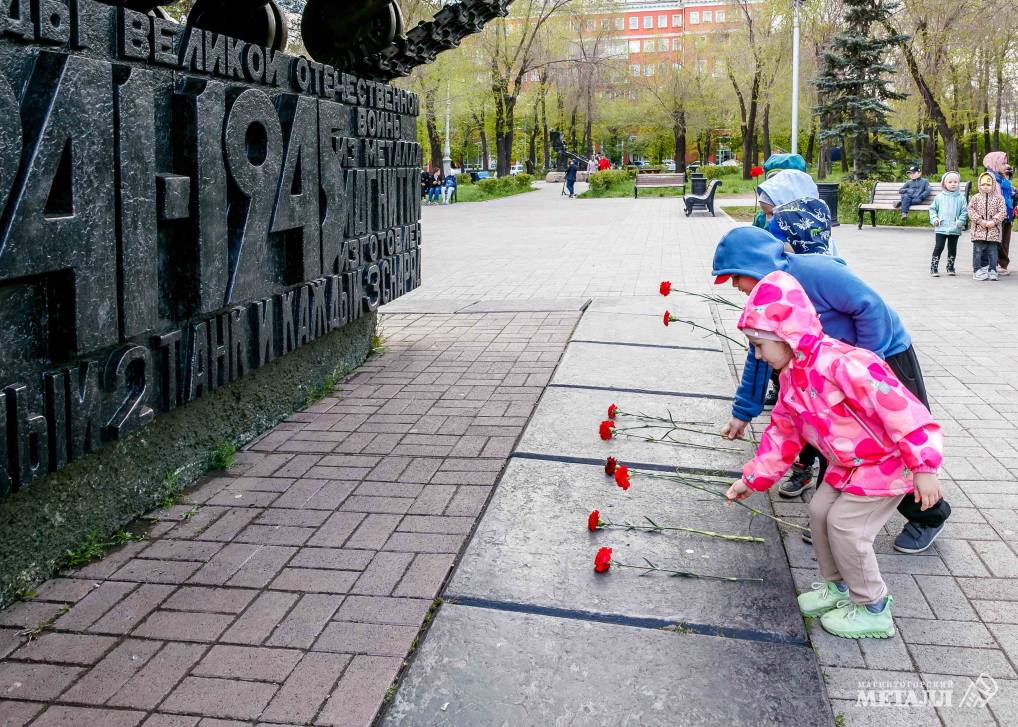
left=599, top=420, right=615, bottom=440
left=750, top=165, right=765, bottom=178
left=614, top=465, right=631, bottom=490
left=604, top=456, right=618, bottom=475
left=663, top=310, right=671, bottom=327
left=607, top=403, right=619, bottom=420
left=588, top=510, right=601, bottom=532
left=594, top=546, right=613, bottom=572
left=659, top=281, right=672, bottom=297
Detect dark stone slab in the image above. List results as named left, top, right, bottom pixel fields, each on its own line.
left=515, top=387, right=749, bottom=472
left=380, top=604, right=832, bottom=726
left=446, top=459, right=805, bottom=641
left=552, top=342, right=734, bottom=397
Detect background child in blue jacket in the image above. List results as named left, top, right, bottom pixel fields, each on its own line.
left=897, top=166, right=930, bottom=217
left=928, top=172, right=968, bottom=277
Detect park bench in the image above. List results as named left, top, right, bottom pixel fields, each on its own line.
left=857, top=180, right=971, bottom=229
left=635, top=171, right=686, bottom=197
left=683, top=178, right=722, bottom=216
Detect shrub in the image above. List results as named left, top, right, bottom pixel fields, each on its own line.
left=457, top=172, right=473, bottom=185
left=588, top=169, right=631, bottom=193
left=476, top=178, right=500, bottom=195
left=699, top=165, right=741, bottom=180
left=513, top=172, right=534, bottom=189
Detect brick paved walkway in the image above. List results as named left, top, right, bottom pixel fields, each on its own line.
left=5, top=183, right=1018, bottom=725
left=0, top=309, right=577, bottom=726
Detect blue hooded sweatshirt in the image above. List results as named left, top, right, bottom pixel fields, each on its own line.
left=712, top=226, right=912, bottom=422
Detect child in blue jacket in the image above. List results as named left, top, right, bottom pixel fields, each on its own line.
left=711, top=226, right=952, bottom=554
left=927, top=171, right=968, bottom=277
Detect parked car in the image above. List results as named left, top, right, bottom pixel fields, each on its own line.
left=509, top=163, right=526, bottom=175
left=662, top=159, right=677, bottom=172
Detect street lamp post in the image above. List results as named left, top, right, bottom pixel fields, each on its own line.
left=442, top=81, right=453, bottom=176
left=791, top=0, right=801, bottom=155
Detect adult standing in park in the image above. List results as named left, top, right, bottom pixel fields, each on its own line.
left=598, top=154, right=611, bottom=171
left=564, top=159, right=578, bottom=198
left=586, top=156, right=598, bottom=175
left=984, top=152, right=1014, bottom=275
left=712, top=226, right=951, bottom=554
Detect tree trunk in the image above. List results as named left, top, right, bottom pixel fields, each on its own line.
left=423, top=88, right=442, bottom=172
left=994, top=55, right=1004, bottom=151
left=540, top=77, right=550, bottom=171
left=704, top=129, right=713, bottom=166
left=841, top=135, right=849, bottom=173
left=480, top=127, right=489, bottom=170
left=922, top=123, right=937, bottom=174
left=568, top=104, right=578, bottom=153
left=805, top=118, right=816, bottom=166
left=897, top=36, right=960, bottom=171
left=673, top=110, right=686, bottom=172
left=762, top=103, right=771, bottom=161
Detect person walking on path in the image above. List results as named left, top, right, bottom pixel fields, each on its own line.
left=928, top=171, right=968, bottom=277
left=564, top=159, right=578, bottom=198
left=895, top=166, right=930, bottom=218
left=712, top=226, right=951, bottom=553
left=598, top=154, right=611, bottom=171
left=726, top=271, right=944, bottom=640
left=586, top=156, right=598, bottom=175
left=968, top=172, right=1007, bottom=281
left=984, top=151, right=1014, bottom=275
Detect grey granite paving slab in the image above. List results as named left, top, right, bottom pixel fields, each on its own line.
left=551, top=341, right=734, bottom=396
left=379, top=298, right=478, bottom=313
left=457, top=297, right=591, bottom=312
left=572, top=310, right=726, bottom=350
left=446, top=459, right=804, bottom=641
left=515, top=387, right=749, bottom=473
left=585, top=294, right=729, bottom=319
left=380, top=604, right=831, bottom=727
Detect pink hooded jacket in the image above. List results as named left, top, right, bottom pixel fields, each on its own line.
left=738, top=271, right=943, bottom=497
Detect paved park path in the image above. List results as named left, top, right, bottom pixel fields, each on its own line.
left=2, top=182, right=1017, bottom=725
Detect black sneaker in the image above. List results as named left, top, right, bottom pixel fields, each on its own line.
left=779, top=462, right=814, bottom=498
left=893, top=522, right=946, bottom=554
left=764, top=385, right=779, bottom=407
left=801, top=529, right=812, bottom=544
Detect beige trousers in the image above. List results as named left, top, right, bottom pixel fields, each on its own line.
left=809, top=484, right=904, bottom=604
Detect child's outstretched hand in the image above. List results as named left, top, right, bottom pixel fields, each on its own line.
left=726, top=480, right=753, bottom=502
left=913, top=472, right=943, bottom=511
left=932, top=218, right=941, bottom=227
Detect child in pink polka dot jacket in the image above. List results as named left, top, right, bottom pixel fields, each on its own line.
left=726, top=271, right=944, bottom=640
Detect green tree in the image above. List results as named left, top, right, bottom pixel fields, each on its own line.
left=814, top=0, right=914, bottom=178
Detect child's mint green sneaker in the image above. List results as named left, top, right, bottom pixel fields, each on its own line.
left=797, top=581, right=848, bottom=617
left=820, top=596, right=895, bottom=639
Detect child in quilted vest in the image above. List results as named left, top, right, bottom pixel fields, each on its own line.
left=968, top=172, right=1007, bottom=281
left=726, top=271, right=944, bottom=640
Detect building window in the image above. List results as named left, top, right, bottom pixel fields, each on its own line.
left=672, top=14, right=682, bottom=27
left=629, top=16, right=638, bottom=29
left=690, top=11, right=699, bottom=24
left=696, top=59, right=707, bottom=73
left=631, top=64, right=641, bottom=76
left=716, top=10, right=726, bottom=22
left=644, top=64, right=654, bottom=76
left=703, top=11, right=712, bottom=23
left=672, top=37, right=682, bottom=51
left=600, top=19, right=608, bottom=29
left=658, top=15, right=667, bottom=28
left=643, top=39, right=654, bottom=52
left=615, top=17, right=624, bottom=30
left=658, top=38, right=669, bottom=51
left=643, top=16, right=652, bottom=28
left=629, top=40, right=641, bottom=53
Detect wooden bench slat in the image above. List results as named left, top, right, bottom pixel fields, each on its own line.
left=857, top=180, right=971, bottom=228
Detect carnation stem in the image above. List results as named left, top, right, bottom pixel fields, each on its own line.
left=638, top=470, right=810, bottom=533
left=679, top=289, right=743, bottom=310
left=669, top=316, right=748, bottom=350
left=599, top=516, right=764, bottom=543
left=613, top=558, right=763, bottom=583
left=610, top=426, right=743, bottom=452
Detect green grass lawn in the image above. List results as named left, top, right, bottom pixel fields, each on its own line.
left=721, top=206, right=758, bottom=222
left=446, top=183, right=537, bottom=204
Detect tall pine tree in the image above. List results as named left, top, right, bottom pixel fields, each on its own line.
left=814, top=0, right=912, bottom=178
